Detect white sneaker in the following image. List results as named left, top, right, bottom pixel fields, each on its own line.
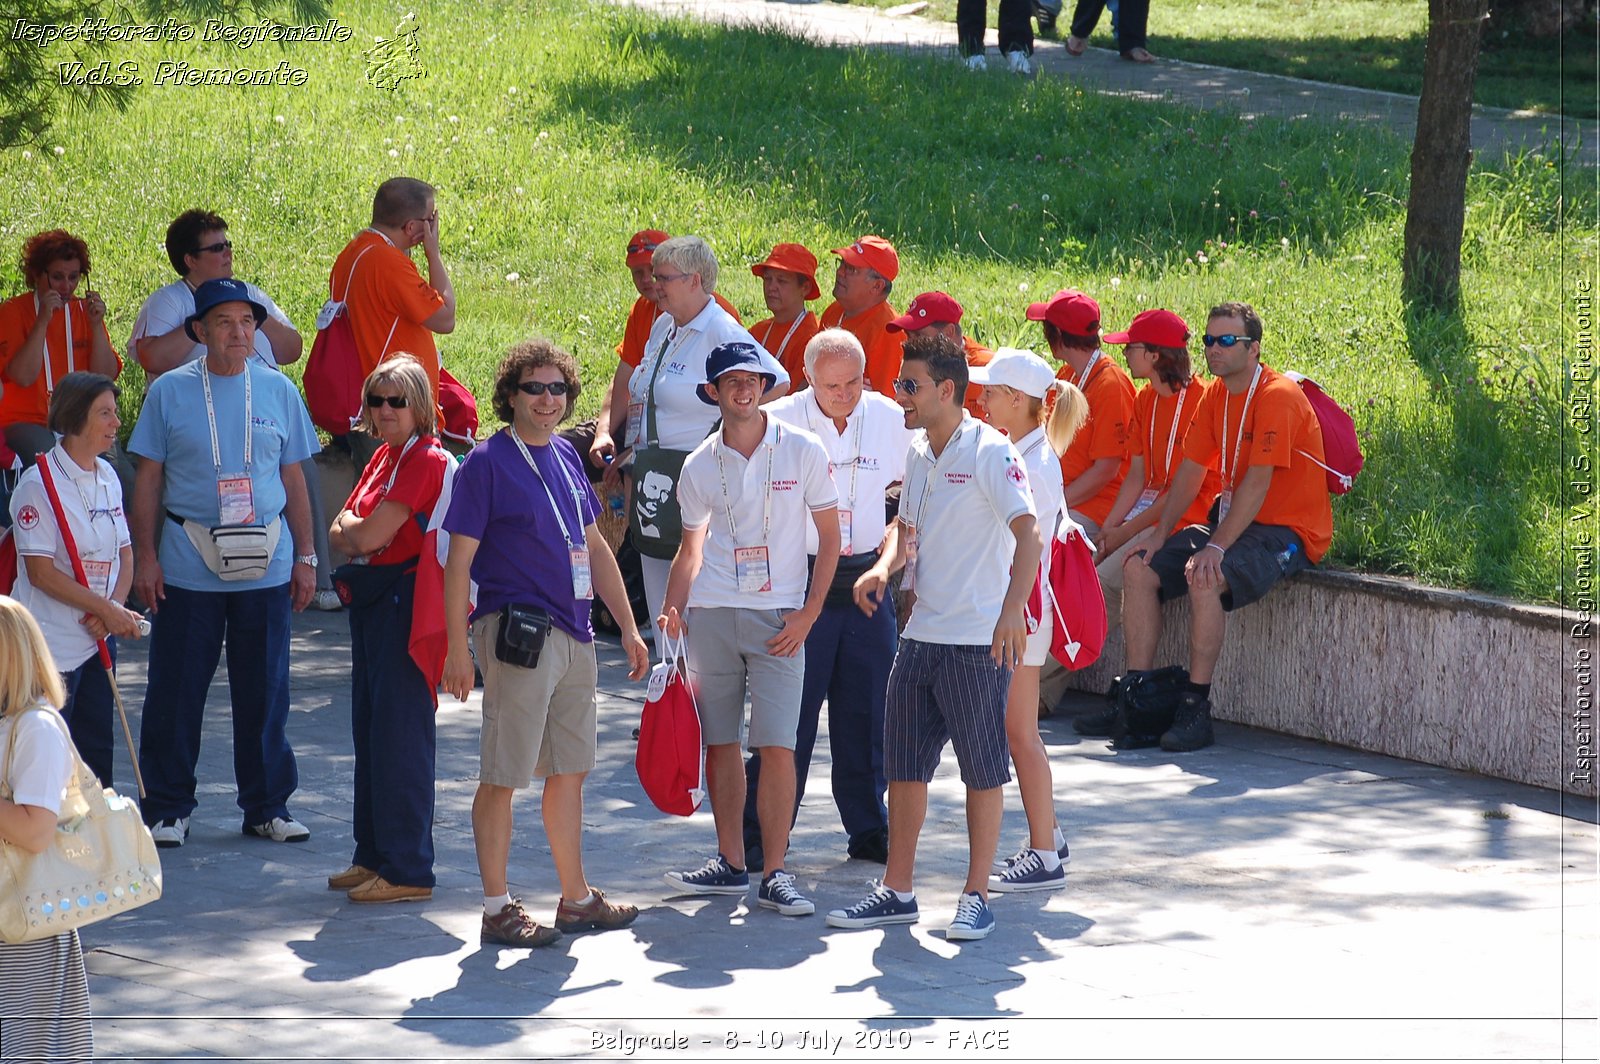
left=965, top=54, right=988, bottom=72
left=244, top=816, right=311, bottom=843
left=151, top=817, right=189, bottom=848
left=312, top=589, right=343, bottom=611
left=1006, top=49, right=1032, bottom=75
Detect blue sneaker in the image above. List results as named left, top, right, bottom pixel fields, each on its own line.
left=757, top=870, right=815, bottom=916
left=992, top=837, right=1071, bottom=874
left=946, top=892, right=996, bottom=940
left=825, top=884, right=920, bottom=929
left=987, top=848, right=1066, bottom=893
left=664, top=854, right=749, bottom=896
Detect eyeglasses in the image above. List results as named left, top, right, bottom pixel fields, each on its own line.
left=516, top=380, right=571, bottom=397
left=1202, top=334, right=1252, bottom=348
left=652, top=272, right=692, bottom=286
left=366, top=394, right=408, bottom=409
left=628, top=240, right=660, bottom=256
left=194, top=240, right=233, bottom=255
left=892, top=378, right=927, bottom=395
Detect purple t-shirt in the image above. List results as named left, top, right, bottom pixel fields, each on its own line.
left=443, top=430, right=600, bottom=642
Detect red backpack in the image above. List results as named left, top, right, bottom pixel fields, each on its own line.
left=1026, top=519, right=1108, bottom=671
left=1284, top=371, right=1364, bottom=495
left=0, top=527, right=16, bottom=596
left=635, top=633, right=705, bottom=816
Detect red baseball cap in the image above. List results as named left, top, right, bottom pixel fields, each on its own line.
left=887, top=291, right=964, bottom=333
left=830, top=235, right=900, bottom=282
left=751, top=243, right=822, bottom=301
left=1103, top=308, right=1191, bottom=348
left=625, top=229, right=671, bottom=268
left=1026, top=288, right=1101, bottom=335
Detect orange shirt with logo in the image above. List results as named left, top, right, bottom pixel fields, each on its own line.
left=0, top=293, right=122, bottom=428
left=617, top=293, right=744, bottom=369
left=1182, top=364, right=1333, bottom=562
left=1055, top=354, right=1135, bottom=525
left=331, top=230, right=446, bottom=405
left=820, top=300, right=902, bottom=397
left=962, top=335, right=992, bottom=418
left=749, top=311, right=821, bottom=385
left=1131, top=377, right=1221, bottom=529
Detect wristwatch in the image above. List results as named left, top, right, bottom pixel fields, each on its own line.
left=294, top=553, right=318, bottom=567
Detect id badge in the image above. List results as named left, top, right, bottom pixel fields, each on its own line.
left=569, top=546, right=593, bottom=599
left=902, top=532, right=919, bottom=593
left=626, top=403, right=644, bottom=446
left=82, top=559, right=113, bottom=598
left=1127, top=488, right=1160, bottom=520
left=1218, top=489, right=1233, bottom=524
left=734, top=545, right=772, bottom=593
left=217, top=475, right=256, bottom=525
left=838, top=509, right=854, bottom=556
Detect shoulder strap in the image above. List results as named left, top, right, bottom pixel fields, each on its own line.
left=37, top=459, right=114, bottom=672
left=336, top=242, right=379, bottom=302
left=643, top=329, right=674, bottom=448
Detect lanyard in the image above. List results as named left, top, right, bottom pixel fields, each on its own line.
left=640, top=323, right=692, bottom=447
left=49, top=449, right=108, bottom=526
left=758, top=314, right=807, bottom=366
left=201, top=364, right=252, bottom=473
left=1071, top=350, right=1104, bottom=390
left=807, top=395, right=864, bottom=510
left=911, top=421, right=970, bottom=531
left=715, top=425, right=777, bottom=546
left=508, top=430, right=586, bottom=547
left=1148, top=385, right=1188, bottom=487
left=379, top=434, right=421, bottom=496
left=1220, top=365, right=1263, bottom=488
left=34, top=294, right=74, bottom=396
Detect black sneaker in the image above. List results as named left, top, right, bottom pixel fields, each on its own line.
left=1160, top=693, right=1215, bottom=752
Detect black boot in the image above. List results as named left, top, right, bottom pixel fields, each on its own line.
left=1072, top=675, right=1128, bottom=736
left=1159, top=692, right=1215, bottom=752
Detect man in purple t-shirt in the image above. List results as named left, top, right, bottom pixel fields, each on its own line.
left=443, top=339, right=649, bottom=950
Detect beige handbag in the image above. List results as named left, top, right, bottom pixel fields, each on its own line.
left=0, top=706, right=163, bottom=944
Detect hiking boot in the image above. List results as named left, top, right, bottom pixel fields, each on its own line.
left=987, top=848, right=1066, bottom=893
left=663, top=853, right=750, bottom=896
left=243, top=816, right=311, bottom=843
left=757, top=870, right=815, bottom=916
left=1160, top=693, right=1216, bottom=752
left=151, top=817, right=189, bottom=848
left=1072, top=675, right=1130, bottom=736
left=946, top=892, right=996, bottom=941
left=327, top=864, right=377, bottom=891
left=555, top=888, right=639, bottom=934
left=825, top=885, right=919, bottom=929
left=348, top=876, right=432, bottom=904
left=482, top=899, right=562, bottom=948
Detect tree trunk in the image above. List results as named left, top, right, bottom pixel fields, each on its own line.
left=1403, top=0, right=1490, bottom=314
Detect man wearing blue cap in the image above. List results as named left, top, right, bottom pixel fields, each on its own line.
left=128, top=278, right=321, bottom=849
left=657, top=342, right=840, bottom=918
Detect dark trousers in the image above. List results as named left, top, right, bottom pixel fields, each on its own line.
left=61, top=640, right=116, bottom=786
left=137, top=583, right=297, bottom=826
left=957, top=0, right=1035, bottom=56
left=743, top=593, right=896, bottom=848
left=348, top=572, right=437, bottom=887
left=1070, top=0, right=1147, bottom=51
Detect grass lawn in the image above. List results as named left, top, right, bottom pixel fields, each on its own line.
left=841, top=0, right=1596, bottom=118
left=0, top=0, right=1587, bottom=604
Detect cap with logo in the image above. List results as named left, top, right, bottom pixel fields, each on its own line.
left=830, top=235, right=900, bottom=282
left=626, top=229, right=671, bottom=268
left=887, top=291, right=964, bottom=333
left=185, top=277, right=267, bottom=341
left=700, top=341, right=777, bottom=405
left=751, top=243, right=821, bottom=301
left=1025, top=288, right=1101, bottom=336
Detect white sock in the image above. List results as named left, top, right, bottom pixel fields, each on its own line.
left=890, top=887, right=915, bottom=902
left=567, top=890, right=596, bottom=907
left=484, top=893, right=511, bottom=916
left=1053, top=825, right=1067, bottom=850
left=1033, top=848, right=1062, bottom=871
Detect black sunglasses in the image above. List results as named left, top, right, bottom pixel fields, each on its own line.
left=194, top=240, right=233, bottom=255
left=516, top=380, right=570, bottom=397
left=627, top=240, right=660, bottom=256
left=1202, top=334, right=1252, bottom=348
left=366, top=394, right=408, bottom=409
left=892, top=377, right=926, bottom=395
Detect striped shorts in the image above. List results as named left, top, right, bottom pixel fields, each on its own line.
left=884, top=639, right=1013, bottom=790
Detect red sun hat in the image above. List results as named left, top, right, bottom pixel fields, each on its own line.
left=625, top=229, right=671, bottom=268
left=887, top=291, right=964, bottom=333
left=1102, top=308, right=1191, bottom=348
left=751, top=243, right=822, bottom=301
left=1025, top=288, right=1101, bottom=335
left=830, top=234, right=900, bottom=282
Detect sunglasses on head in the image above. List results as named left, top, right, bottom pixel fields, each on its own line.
left=194, top=240, right=233, bottom=255
left=516, top=380, right=570, bottom=397
left=366, top=394, right=408, bottom=409
left=628, top=240, right=660, bottom=256
left=1202, top=334, right=1252, bottom=348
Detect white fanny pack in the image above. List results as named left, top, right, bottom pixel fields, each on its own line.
left=175, top=515, right=282, bottom=583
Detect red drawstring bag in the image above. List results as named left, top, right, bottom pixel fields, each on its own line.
left=1026, top=519, right=1108, bottom=671
left=0, top=528, right=16, bottom=596
left=635, top=633, right=705, bottom=816
left=437, top=368, right=479, bottom=445
left=1284, top=371, right=1364, bottom=495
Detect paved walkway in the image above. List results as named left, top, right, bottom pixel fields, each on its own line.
left=621, top=0, right=1597, bottom=166
left=75, top=610, right=1597, bottom=1061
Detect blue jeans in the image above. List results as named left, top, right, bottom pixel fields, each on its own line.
left=61, top=640, right=116, bottom=786
left=137, top=583, right=298, bottom=827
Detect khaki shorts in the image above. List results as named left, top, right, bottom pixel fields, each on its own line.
left=473, top=614, right=598, bottom=788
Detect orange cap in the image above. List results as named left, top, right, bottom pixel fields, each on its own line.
left=830, top=234, right=899, bottom=282
left=751, top=243, right=821, bottom=301
left=625, top=229, right=671, bottom=268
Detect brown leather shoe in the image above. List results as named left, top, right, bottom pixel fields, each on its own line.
left=482, top=899, right=562, bottom=948
left=555, top=888, right=639, bottom=934
left=328, top=865, right=377, bottom=891
left=348, top=875, right=432, bottom=904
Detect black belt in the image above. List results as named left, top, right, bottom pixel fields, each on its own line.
left=809, top=549, right=882, bottom=609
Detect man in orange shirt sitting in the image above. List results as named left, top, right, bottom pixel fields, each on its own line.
left=1118, top=301, right=1333, bottom=752
left=818, top=235, right=902, bottom=397
left=747, top=244, right=822, bottom=386
left=885, top=291, right=993, bottom=418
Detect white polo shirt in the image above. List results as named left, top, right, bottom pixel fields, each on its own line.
left=8, top=445, right=131, bottom=670
left=129, top=278, right=294, bottom=376
left=678, top=416, right=839, bottom=610
left=766, top=389, right=913, bottom=556
left=626, top=298, right=790, bottom=453
left=1013, top=425, right=1064, bottom=577
left=899, top=416, right=1036, bottom=646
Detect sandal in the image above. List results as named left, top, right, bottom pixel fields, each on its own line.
left=1065, top=35, right=1086, bottom=56
left=1121, top=47, right=1155, bottom=63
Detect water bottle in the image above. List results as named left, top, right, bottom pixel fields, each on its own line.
left=602, top=454, right=625, bottom=516
left=1276, top=542, right=1299, bottom=573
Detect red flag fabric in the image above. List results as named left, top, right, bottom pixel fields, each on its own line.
left=408, top=452, right=472, bottom=700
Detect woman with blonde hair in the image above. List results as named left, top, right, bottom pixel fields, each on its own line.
left=971, top=348, right=1088, bottom=893
left=0, top=596, right=94, bottom=1060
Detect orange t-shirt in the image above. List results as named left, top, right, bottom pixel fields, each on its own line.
left=962, top=335, right=992, bottom=418
left=0, top=293, right=122, bottom=428
left=331, top=230, right=446, bottom=402
left=1056, top=354, right=1135, bottom=525
left=1132, top=377, right=1221, bottom=528
left=617, top=293, right=743, bottom=369
left=820, top=300, right=902, bottom=396
left=749, top=311, right=820, bottom=385
left=1182, top=364, right=1333, bottom=562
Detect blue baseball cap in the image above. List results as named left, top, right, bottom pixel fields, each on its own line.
left=699, top=341, right=776, bottom=405
left=185, top=278, right=267, bottom=341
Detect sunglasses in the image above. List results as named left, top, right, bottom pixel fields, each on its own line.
left=892, top=378, right=928, bottom=395
left=1202, top=334, right=1252, bottom=348
left=366, top=394, right=408, bottom=409
left=516, top=380, right=570, bottom=397
left=628, top=240, right=660, bottom=256
left=194, top=240, right=233, bottom=255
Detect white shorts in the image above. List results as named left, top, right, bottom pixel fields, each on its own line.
left=1024, top=596, right=1053, bottom=668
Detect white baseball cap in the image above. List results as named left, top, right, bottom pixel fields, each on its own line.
left=968, top=347, right=1057, bottom=398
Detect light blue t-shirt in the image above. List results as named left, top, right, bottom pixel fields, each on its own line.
left=128, top=359, right=317, bottom=592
